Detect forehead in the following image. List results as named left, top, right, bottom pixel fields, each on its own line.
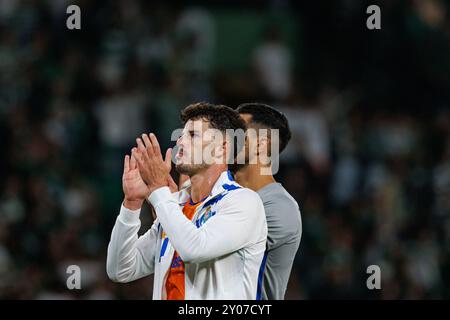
left=184, top=118, right=210, bottom=130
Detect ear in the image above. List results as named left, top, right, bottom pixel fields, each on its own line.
left=209, top=132, right=227, bottom=161
left=257, top=135, right=270, bottom=157
left=221, top=138, right=228, bottom=159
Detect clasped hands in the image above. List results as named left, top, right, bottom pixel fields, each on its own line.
left=122, top=133, right=177, bottom=211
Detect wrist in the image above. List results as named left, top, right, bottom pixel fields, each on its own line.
left=123, top=198, right=143, bottom=211
left=148, top=182, right=168, bottom=196
left=148, top=186, right=172, bottom=207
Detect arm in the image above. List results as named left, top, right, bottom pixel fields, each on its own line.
left=106, top=152, right=157, bottom=283
left=149, top=187, right=265, bottom=263
left=265, top=198, right=302, bottom=251
left=131, top=133, right=266, bottom=263
left=107, top=205, right=159, bottom=282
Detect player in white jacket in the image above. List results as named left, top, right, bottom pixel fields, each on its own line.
left=107, top=102, right=267, bottom=300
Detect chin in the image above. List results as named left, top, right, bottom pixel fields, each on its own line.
left=176, top=163, right=208, bottom=176
left=175, top=163, right=190, bottom=175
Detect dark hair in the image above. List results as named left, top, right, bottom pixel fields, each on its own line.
left=180, top=102, right=247, bottom=162
left=181, top=102, right=246, bottom=132
left=236, top=102, right=292, bottom=153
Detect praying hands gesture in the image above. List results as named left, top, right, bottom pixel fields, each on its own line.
left=122, top=133, right=177, bottom=211
left=133, top=133, right=178, bottom=195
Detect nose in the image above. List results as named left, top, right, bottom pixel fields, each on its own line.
left=176, top=135, right=184, bottom=147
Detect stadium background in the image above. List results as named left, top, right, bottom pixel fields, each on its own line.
left=0, top=0, right=449, bottom=299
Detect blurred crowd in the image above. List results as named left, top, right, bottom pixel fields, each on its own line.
left=0, top=0, right=449, bottom=299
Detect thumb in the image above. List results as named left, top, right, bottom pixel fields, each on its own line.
left=164, top=148, right=172, bottom=171
left=167, top=174, right=178, bottom=193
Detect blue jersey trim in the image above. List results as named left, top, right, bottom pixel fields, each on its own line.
left=222, top=183, right=241, bottom=191
left=256, top=251, right=268, bottom=300
left=159, top=238, right=169, bottom=262
left=201, top=193, right=226, bottom=210
left=189, top=195, right=208, bottom=206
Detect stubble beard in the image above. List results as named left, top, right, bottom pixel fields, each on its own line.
left=175, top=163, right=209, bottom=177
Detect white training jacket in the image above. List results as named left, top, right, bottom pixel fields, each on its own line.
left=107, top=170, right=267, bottom=300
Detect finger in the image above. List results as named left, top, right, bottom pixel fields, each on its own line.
left=132, top=147, right=142, bottom=163
left=141, top=133, right=152, bottom=149
left=124, top=155, right=130, bottom=173
left=164, top=148, right=172, bottom=171
left=136, top=137, right=151, bottom=159
left=149, top=133, right=162, bottom=158
left=130, top=148, right=138, bottom=169
left=142, top=133, right=156, bottom=159
left=136, top=133, right=153, bottom=159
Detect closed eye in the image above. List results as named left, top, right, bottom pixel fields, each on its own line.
left=189, top=130, right=199, bottom=138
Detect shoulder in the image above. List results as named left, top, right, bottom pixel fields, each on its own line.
left=227, top=186, right=263, bottom=204
left=260, top=184, right=300, bottom=211
left=217, top=187, right=265, bottom=216
left=218, top=177, right=263, bottom=206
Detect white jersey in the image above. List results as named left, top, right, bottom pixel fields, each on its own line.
left=107, top=171, right=267, bottom=300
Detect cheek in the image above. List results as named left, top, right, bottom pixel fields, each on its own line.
left=182, top=136, right=195, bottom=151
left=195, top=136, right=206, bottom=150
left=183, top=141, right=200, bottom=158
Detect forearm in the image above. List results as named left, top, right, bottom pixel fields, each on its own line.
left=107, top=204, right=156, bottom=282
left=148, top=187, right=256, bottom=263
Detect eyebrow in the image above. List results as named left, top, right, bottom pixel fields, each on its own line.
left=184, top=128, right=200, bottom=135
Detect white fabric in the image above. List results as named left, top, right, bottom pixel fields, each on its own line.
left=107, top=171, right=267, bottom=299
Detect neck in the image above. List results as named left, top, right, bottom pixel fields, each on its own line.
left=235, top=164, right=276, bottom=192
left=189, top=165, right=226, bottom=203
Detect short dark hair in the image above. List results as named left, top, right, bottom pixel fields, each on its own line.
left=180, top=102, right=247, bottom=161
left=236, top=103, right=292, bottom=153
left=181, top=102, right=246, bottom=132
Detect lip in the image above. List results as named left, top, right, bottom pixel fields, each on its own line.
left=175, top=150, right=184, bottom=159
